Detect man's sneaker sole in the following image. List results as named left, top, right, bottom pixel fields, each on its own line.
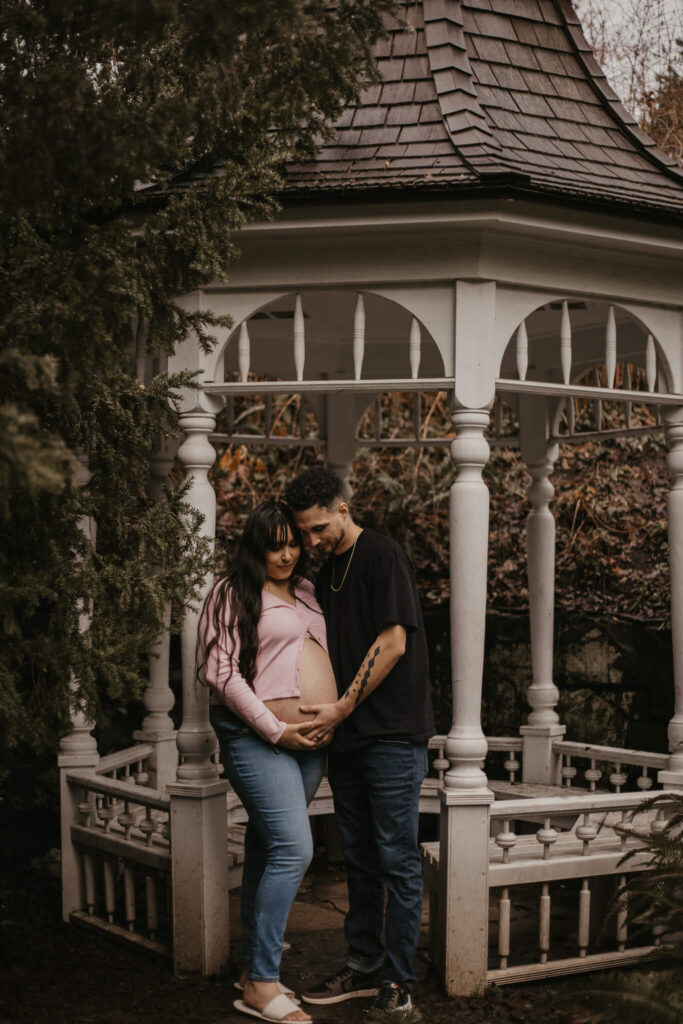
left=301, top=985, right=380, bottom=1005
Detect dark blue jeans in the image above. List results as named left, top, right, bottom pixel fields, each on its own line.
left=328, top=741, right=428, bottom=988
left=210, top=705, right=326, bottom=981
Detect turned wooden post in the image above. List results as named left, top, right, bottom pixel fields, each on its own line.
left=438, top=405, right=494, bottom=997
left=661, top=409, right=683, bottom=789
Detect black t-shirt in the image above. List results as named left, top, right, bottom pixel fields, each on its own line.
left=316, top=528, right=435, bottom=752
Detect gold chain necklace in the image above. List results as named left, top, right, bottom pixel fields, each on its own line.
left=330, top=533, right=360, bottom=592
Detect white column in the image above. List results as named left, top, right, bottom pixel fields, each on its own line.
left=660, top=409, right=683, bottom=789
left=439, top=406, right=493, bottom=997
left=168, top=403, right=230, bottom=975
left=520, top=420, right=565, bottom=783
left=58, top=457, right=99, bottom=923
left=175, top=410, right=221, bottom=783
left=132, top=438, right=179, bottom=790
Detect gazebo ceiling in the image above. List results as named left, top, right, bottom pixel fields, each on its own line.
left=283, top=0, right=683, bottom=217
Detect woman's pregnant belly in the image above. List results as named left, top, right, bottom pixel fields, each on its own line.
left=264, top=637, right=338, bottom=726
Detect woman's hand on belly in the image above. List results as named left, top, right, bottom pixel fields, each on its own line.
left=278, top=722, right=319, bottom=750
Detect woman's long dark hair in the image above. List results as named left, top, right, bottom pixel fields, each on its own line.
left=199, top=500, right=307, bottom=688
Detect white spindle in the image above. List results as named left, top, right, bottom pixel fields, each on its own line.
left=605, top=305, right=617, bottom=388
left=539, top=883, right=551, bottom=964
left=560, top=301, right=572, bottom=385
left=578, top=879, right=591, bottom=956
left=584, top=758, right=602, bottom=791
left=353, top=292, right=365, bottom=380
left=293, top=294, right=305, bottom=381
left=516, top=320, right=528, bottom=381
left=646, top=335, right=657, bottom=393
left=495, top=820, right=517, bottom=864
left=576, top=812, right=599, bottom=854
left=504, top=749, right=520, bottom=782
left=537, top=817, right=559, bottom=860
left=238, top=320, right=251, bottom=382
left=562, top=754, right=577, bottom=787
left=409, top=316, right=421, bottom=379
left=498, top=888, right=511, bottom=969
left=637, top=767, right=653, bottom=791
left=609, top=763, right=627, bottom=792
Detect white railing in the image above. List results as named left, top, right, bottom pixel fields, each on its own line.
left=553, top=740, right=669, bottom=794
left=66, top=744, right=172, bottom=956
left=485, top=790, right=676, bottom=984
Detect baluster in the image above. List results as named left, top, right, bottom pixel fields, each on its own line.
left=504, top=748, right=520, bottom=783
left=562, top=754, right=577, bottom=787
left=495, top=819, right=517, bottom=864
left=139, top=808, right=159, bottom=848
left=498, top=888, right=511, bottom=969
left=118, top=800, right=137, bottom=841
left=124, top=864, right=136, bottom=932
left=83, top=852, right=96, bottom=914
left=146, top=873, right=158, bottom=939
left=353, top=292, right=365, bottom=380
left=409, top=316, right=421, bottom=379
left=560, top=301, right=572, bottom=385
left=432, top=743, right=449, bottom=782
left=539, top=883, right=551, bottom=964
left=537, top=817, right=558, bottom=860
left=584, top=758, right=602, bottom=791
left=616, top=873, right=628, bottom=951
left=624, top=364, right=632, bottom=429
left=264, top=395, right=273, bottom=436
left=293, top=294, right=305, bottom=381
left=609, top=762, right=627, bottom=792
left=238, top=321, right=250, bottom=382
left=516, top=320, right=528, bottom=381
left=605, top=305, right=617, bottom=388
left=637, top=767, right=653, bottom=791
left=100, top=796, right=118, bottom=834
left=646, top=335, right=657, bottom=393
left=375, top=396, right=382, bottom=441
left=593, top=368, right=602, bottom=430
left=103, top=858, right=116, bottom=924
left=134, top=757, right=148, bottom=786
left=651, top=806, right=669, bottom=833
left=226, top=395, right=235, bottom=436
left=413, top=393, right=421, bottom=440
left=78, top=794, right=96, bottom=828
left=578, top=879, right=591, bottom=957
left=576, top=812, right=598, bottom=854
left=567, top=397, right=575, bottom=434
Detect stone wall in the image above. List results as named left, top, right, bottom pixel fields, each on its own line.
left=424, top=609, right=673, bottom=754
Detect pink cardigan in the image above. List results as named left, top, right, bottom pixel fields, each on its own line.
left=204, top=578, right=329, bottom=744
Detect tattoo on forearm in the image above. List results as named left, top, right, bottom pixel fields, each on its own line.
left=345, top=645, right=381, bottom=707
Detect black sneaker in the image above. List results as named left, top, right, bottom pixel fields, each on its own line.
left=301, top=965, right=381, bottom=1004
left=365, top=981, right=414, bottom=1021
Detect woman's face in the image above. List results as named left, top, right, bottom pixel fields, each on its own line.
left=265, top=526, right=301, bottom=581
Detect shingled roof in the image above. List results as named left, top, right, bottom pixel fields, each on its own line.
left=283, top=0, right=683, bottom=216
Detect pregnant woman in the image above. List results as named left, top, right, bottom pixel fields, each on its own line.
left=199, top=500, right=337, bottom=1023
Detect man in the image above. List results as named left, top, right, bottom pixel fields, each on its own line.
left=285, top=467, right=435, bottom=1018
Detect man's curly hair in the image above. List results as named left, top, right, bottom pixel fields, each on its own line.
left=284, top=466, right=343, bottom=511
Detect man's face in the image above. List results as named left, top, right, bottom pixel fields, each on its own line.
left=293, top=502, right=348, bottom=555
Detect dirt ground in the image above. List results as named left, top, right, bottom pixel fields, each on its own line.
left=0, top=855, right=601, bottom=1024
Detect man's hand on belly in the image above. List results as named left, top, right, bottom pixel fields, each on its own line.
left=298, top=700, right=346, bottom=746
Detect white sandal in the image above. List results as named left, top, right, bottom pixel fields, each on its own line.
left=234, top=981, right=300, bottom=1003
left=234, top=994, right=311, bottom=1022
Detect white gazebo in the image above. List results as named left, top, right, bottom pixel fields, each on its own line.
left=59, top=0, right=683, bottom=996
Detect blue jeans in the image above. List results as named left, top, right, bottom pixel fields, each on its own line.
left=210, top=705, right=326, bottom=981
left=328, top=741, right=428, bottom=988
